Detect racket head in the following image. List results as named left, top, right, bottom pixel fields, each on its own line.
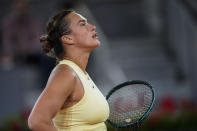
left=106, top=80, right=155, bottom=128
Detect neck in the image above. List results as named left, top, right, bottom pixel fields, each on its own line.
left=63, top=50, right=90, bottom=73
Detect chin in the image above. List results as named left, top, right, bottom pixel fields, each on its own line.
left=94, top=40, right=100, bottom=48
left=96, top=40, right=100, bottom=46
left=89, top=41, right=100, bottom=52
left=91, top=39, right=100, bottom=47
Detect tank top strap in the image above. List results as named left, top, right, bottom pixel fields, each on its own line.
left=58, top=59, right=88, bottom=82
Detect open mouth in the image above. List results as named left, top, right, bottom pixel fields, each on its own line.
left=92, top=33, right=97, bottom=38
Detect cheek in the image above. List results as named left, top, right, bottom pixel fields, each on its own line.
left=75, top=32, right=91, bottom=44
left=72, top=28, right=94, bottom=46
left=78, top=34, right=90, bottom=44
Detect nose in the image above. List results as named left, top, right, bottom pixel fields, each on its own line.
left=90, top=24, right=96, bottom=31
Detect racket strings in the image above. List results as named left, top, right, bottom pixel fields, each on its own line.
left=107, top=84, right=153, bottom=125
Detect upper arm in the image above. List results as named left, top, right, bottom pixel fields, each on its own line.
left=29, top=65, right=76, bottom=122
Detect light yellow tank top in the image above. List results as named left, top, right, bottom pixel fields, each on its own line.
left=53, top=60, right=109, bottom=131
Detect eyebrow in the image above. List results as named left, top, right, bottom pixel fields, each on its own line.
left=77, top=19, right=87, bottom=24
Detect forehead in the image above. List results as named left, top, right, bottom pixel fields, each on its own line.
left=67, top=12, right=87, bottom=25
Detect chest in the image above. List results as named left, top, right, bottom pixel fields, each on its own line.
left=75, top=78, right=109, bottom=123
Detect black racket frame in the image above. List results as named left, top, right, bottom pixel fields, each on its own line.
left=106, top=80, right=155, bottom=129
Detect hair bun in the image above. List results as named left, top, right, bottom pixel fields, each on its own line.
left=40, top=34, right=48, bottom=42
left=40, top=34, right=55, bottom=58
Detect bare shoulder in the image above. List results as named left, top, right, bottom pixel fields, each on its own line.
left=46, top=64, right=77, bottom=92
left=50, top=64, right=77, bottom=82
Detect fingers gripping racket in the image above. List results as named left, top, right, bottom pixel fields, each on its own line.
left=106, top=80, right=155, bottom=131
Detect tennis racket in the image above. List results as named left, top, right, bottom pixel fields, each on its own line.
left=106, top=80, right=155, bottom=131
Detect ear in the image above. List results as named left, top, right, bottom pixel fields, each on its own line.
left=61, top=35, right=74, bottom=45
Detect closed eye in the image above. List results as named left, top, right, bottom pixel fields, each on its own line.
left=80, top=22, right=86, bottom=26
left=78, top=19, right=87, bottom=26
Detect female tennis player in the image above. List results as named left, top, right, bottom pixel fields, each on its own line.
left=28, top=10, right=109, bottom=131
